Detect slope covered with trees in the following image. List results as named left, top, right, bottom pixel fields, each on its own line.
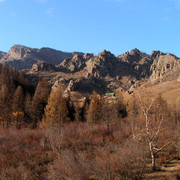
left=0, top=64, right=179, bottom=179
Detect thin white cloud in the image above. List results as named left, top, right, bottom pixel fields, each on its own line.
left=171, top=0, right=180, bottom=8
left=0, top=0, right=5, bottom=2
left=11, top=12, right=17, bottom=17
left=45, top=8, right=54, bottom=16
left=174, top=0, right=180, bottom=4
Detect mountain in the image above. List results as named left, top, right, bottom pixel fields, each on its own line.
left=0, top=51, right=6, bottom=59
left=27, top=48, right=179, bottom=95
left=149, top=51, right=180, bottom=82
left=1, top=45, right=180, bottom=94
left=58, top=54, right=90, bottom=73
left=0, top=45, right=83, bottom=70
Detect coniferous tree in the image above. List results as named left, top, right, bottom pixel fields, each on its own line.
left=12, top=86, right=24, bottom=128
left=86, top=91, right=103, bottom=124
left=82, top=94, right=90, bottom=122
left=31, top=78, right=50, bottom=128
left=117, top=91, right=127, bottom=118
left=127, top=95, right=138, bottom=118
left=41, top=86, right=69, bottom=128
left=66, top=93, right=75, bottom=121
left=74, top=106, right=81, bottom=122
left=24, top=93, right=32, bottom=124
left=0, top=84, right=12, bottom=127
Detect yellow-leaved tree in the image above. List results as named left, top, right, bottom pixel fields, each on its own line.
left=12, top=86, right=24, bottom=128
left=41, top=86, right=69, bottom=128
left=86, top=91, right=103, bottom=124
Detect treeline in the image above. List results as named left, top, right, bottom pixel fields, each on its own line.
left=0, top=64, right=53, bottom=128
left=0, top=64, right=179, bottom=130
left=0, top=64, right=127, bottom=128
left=0, top=64, right=35, bottom=128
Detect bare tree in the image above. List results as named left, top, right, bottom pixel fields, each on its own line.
left=132, top=90, right=174, bottom=171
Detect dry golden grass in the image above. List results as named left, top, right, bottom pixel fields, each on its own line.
left=127, top=80, right=180, bottom=112
left=144, top=159, right=180, bottom=180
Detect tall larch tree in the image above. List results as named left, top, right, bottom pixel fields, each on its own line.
left=117, top=91, right=127, bottom=118
left=12, top=86, right=24, bottom=128
left=86, top=91, right=103, bottom=124
left=0, top=84, right=12, bottom=127
left=24, top=93, right=32, bottom=124
left=31, top=78, right=50, bottom=128
left=41, top=86, right=69, bottom=128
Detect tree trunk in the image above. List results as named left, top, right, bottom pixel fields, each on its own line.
left=149, top=142, right=156, bottom=171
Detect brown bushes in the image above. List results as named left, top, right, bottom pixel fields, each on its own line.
left=44, top=122, right=150, bottom=179
left=0, top=118, right=179, bottom=179
left=0, top=128, right=52, bottom=180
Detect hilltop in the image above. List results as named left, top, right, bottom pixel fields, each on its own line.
left=0, top=45, right=180, bottom=96
left=0, top=45, right=83, bottom=70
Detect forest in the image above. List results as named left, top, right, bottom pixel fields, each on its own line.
left=0, top=64, right=179, bottom=180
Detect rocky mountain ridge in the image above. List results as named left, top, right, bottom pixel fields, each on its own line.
left=0, top=45, right=180, bottom=94
left=30, top=48, right=180, bottom=94
left=0, top=45, right=83, bottom=70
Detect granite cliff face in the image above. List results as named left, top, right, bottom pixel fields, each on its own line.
left=0, top=45, right=83, bottom=70
left=149, top=51, right=180, bottom=82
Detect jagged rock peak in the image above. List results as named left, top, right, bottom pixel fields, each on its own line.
left=0, top=44, right=85, bottom=70
left=72, top=54, right=83, bottom=60
left=9, top=44, right=32, bottom=51
left=83, top=53, right=94, bottom=60
left=129, top=48, right=141, bottom=56
left=97, top=50, right=116, bottom=63
left=99, top=49, right=108, bottom=55
left=151, top=50, right=165, bottom=59
left=59, top=53, right=87, bottom=73
left=8, top=45, right=35, bottom=59
left=98, top=49, right=114, bottom=56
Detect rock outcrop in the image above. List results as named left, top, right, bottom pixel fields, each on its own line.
left=0, top=45, right=83, bottom=70
left=0, top=51, right=6, bottom=59
left=1, top=45, right=180, bottom=94
left=31, top=61, right=59, bottom=72
left=59, top=54, right=87, bottom=72
left=36, top=48, right=83, bottom=65
left=49, top=49, right=180, bottom=93
left=85, top=50, right=117, bottom=77
left=117, top=48, right=152, bottom=79
left=149, top=52, right=180, bottom=82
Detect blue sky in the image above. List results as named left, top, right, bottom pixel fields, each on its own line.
left=0, top=0, right=180, bottom=57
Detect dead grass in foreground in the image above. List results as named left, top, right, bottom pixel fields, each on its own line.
left=144, top=159, right=180, bottom=180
